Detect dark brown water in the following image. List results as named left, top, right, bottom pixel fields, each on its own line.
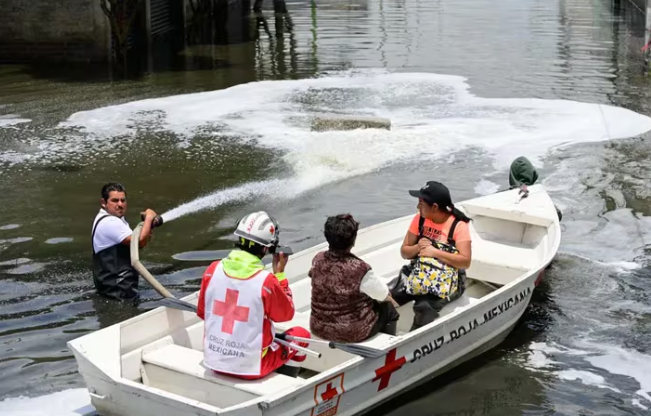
left=2, top=0, right=651, bottom=414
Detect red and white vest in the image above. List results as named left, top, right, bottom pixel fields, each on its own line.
left=203, top=262, right=268, bottom=376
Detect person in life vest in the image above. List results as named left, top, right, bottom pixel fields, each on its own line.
left=91, top=182, right=158, bottom=302
left=196, top=211, right=310, bottom=379
left=391, top=181, right=473, bottom=330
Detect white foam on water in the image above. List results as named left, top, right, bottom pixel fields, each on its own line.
left=526, top=341, right=651, bottom=409
left=0, top=224, right=21, bottom=230
left=474, top=179, right=501, bottom=195
left=577, top=341, right=651, bottom=407
left=557, top=370, right=622, bottom=393
left=54, top=70, right=651, bottom=220
left=0, top=114, right=30, bottom=127
left=0, top=257, right=31, bottom=267
left=555, top=207, right=651, bottom=264
left=0, top=389, right=93, bottom=416
left=525, top=349, right=560, bottom=369
left=557, top=252, right=643, bottom=274
left=632, top=399, right=649, bottom=411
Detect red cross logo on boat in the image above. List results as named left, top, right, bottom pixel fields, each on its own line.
left=321, top=383, right=338, bottom=401
left=312, top=373, right=345, bottom=416
left=373, top=348, right=406, bottom=391
left=212, top=289, right=250, bottom=334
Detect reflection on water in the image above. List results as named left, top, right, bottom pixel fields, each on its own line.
left=1, top=0, right=651, bottom=414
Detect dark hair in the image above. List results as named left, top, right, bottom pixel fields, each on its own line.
left=101, top=182, right=127, bottom=201
left=235, top=237, right=267, bottom=258
left=423, top=189, right=472, bottom=223
left=324, top=214, right=359, bottom=251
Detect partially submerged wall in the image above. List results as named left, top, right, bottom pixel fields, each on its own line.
left=0, top=0, right=109, bottom=63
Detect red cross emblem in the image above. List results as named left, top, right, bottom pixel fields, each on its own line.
left=312, top=373, right=345, bottom=416
left=321, top=382, right=338, bottom=401
left=212, top=289, right=250, bottom=334
left=373, top=348, right=406, bottom=391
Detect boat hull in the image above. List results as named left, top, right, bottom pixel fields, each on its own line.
left=261, top=273, right=539, bottom=416
left=72, top=269, right=539, bottom=416
left=68, top=184, right=560, bottom=416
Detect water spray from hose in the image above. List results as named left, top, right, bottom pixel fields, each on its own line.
left=155, top=178, right=292, bottom=226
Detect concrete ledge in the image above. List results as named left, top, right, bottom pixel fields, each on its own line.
left=310, top=114, right=391, bottom=132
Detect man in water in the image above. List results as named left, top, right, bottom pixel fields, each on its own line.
left=506, top=156, right=563, bottom=221
left=91, top=182, right=158, bottom=301
left=196, top=211, right=310, bottom=379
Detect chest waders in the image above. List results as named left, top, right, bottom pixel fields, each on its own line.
left=92, top=215, right=140, bottom=301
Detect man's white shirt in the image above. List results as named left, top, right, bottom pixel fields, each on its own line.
left=92, top=209, right=132, bottom=254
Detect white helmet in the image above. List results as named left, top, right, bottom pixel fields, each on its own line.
left=234, top=211, right=280, bottom=247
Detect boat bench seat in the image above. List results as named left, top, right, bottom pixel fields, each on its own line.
left=142, top=344, right=304, bottom=397
left=461, top=201, right=554, bottom=228
left=274, top=310, right=400, bottom=372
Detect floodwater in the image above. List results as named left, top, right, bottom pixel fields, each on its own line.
left=2, top=0, right=651, bottom=414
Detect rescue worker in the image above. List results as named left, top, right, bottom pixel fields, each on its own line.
left=91, top=182, right=157, bottom=301
left=505, top=156, right=563, bottom=221
left=196, top=211, right=310, bottom=379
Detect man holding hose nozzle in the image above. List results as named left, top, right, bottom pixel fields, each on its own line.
left=91, top=182, right=160, bottom=302
left=196, top=211, right=310, bottom=379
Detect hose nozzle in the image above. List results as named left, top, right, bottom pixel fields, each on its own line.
left=152, top=215, right=164, bottom=228
left=141, top=213, right=164, bottom=228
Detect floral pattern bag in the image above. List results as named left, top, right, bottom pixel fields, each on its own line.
left=405, top=240, right=459, bottom=299
left=404, top=217, right=462, bottom=300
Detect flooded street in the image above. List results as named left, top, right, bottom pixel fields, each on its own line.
left=2, top=0, right=651, bottom=414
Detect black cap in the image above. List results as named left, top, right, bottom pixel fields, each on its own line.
left=408, top=181, right=453, bottom=207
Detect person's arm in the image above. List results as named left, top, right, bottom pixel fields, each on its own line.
left=121, top=209, right=157, bottom=249
left=419, top=221, right=472, bottom=269
left=401, top=215, right=432, bottom=259
left=418, top=241, right=472, bottom=269
left=263, top=252, right=295, bottom=322
left=262, top=273, right=295, bottom=323
left=196, top=261, right=219, bottom=320
left=401, top=232, right=434, bottom=259
left=359, top=269, right=399, bottom=307
left=400, top=230, right=420, bottom=259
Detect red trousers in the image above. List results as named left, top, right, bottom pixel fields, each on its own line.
left=214, top=326, right=311, bottom=380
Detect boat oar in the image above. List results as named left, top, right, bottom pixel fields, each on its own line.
left=273, top=338, right=322, bottom=359
left=158, top=297, right=198, bottom=313
left=275, top=333, right=386, bottom=359
left=157, top=297, right=323, bottom=359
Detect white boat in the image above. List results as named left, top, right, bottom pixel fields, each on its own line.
left=68, top=184, right=561, bottom=416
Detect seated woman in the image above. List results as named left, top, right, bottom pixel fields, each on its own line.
left=392, top=181, right=472, bottom=330
left=309, top=214, right=400, bottom=343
